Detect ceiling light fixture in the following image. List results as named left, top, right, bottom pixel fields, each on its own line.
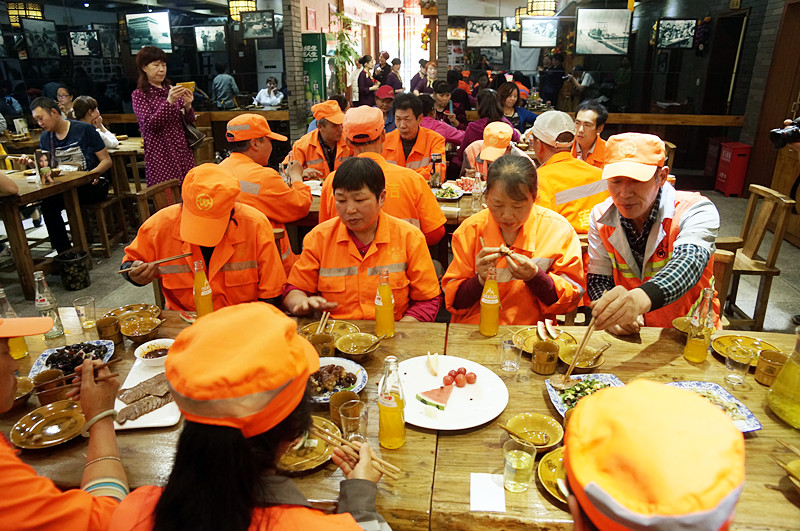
left=228, top=0, right=256, bottom=21
left=7, top=2, right=44, bottom=27
left=526, top=0, right=556, bottom=17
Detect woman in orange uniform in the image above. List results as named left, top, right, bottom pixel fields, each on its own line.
left=442, top=155, right=584, bottom=324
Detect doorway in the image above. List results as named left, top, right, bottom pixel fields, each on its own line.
left=702, top=12, right=747, bottom=115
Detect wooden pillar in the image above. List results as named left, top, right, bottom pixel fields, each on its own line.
left=283, top=0, right=308, bottom=143
left=436, top=0, right=447, bottom=77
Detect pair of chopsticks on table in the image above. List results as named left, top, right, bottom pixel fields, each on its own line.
left=118, top=253, right=192, bottom=274
left=315, top=311, right=331, bottom=335
left=772, top=439, right=800, bottom=483
left=33, top=358, right=122, bottom=390
left=309, top=424, right=401, bottom=480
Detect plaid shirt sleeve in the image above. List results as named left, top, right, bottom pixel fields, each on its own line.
left=587, top=273, right=615, bottom=301
left=639, top=244, right=710, bottom=311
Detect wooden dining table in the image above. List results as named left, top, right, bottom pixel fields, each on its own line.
left=2, top=310, right=799, bottom=530
left=106, top=137, right=145, bottom=195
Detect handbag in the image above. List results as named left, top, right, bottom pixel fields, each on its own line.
left=180, top=108, right=205, bottom=149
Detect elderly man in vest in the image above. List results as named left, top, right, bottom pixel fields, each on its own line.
left=286, top=100, right=351, bottom=180
left=588, top=133, right=720, bottom=336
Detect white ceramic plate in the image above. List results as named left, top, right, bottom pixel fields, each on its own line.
left=399, top=355, right=509, bottom=430
left=545, top=373, right=625, bottom=417
left=113, top=359, right=181, bottom=430
left=306, top=180, right=323, bottom=197
left=666, top=381, right=762, bottom=433
left=310, top=357, right=368, bottom=404
left=432, top=188, right=464, bottom=201
left=29, top=340, right=114, bottom=378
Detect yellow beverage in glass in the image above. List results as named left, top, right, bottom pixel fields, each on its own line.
left=479, top=269, right=500, bottom=337
left=683, top=332, right=710, bottom=363
left=378, top=392, right=406, bottom=449
left=374, top=275, right=395, bottom=339
left=193, top=260, right=214, bottom=318
left=81, top=320, right=97, bottom=330
left=503, top=448, right=534, bottom=493
left=767, top=357, right=800, bottom=428
left=9, top=336, right=28, bottom=360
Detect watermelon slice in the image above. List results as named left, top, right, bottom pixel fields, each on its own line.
left=537, top=320, right=548, bottom=340
left=416, top=384, right=454, bottom=411
left=545, top=319, right=560, bottom=339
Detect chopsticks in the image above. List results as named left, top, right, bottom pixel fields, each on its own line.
left=309, top=425, right=401, bottom=480
left=118, top=253, right=192, bottom=274
left=315, top=311, right=331, bottom=335
left=771, top=455, right=800, bottom=483
left=558, top=316, right=596, bottom=388
left=778, top=439, right=800, bottom=458
left=63, top=373, right=120, bottom=389
left=33, top=358, right=122, bottom=389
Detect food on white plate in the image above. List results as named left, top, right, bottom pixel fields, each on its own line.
left=118, top=373, right=169, bottom=405
left=443, top=367, right=477, bottom=387
left=692, top=389, right=747, bottom=421
left=426, top=351, right=439, bottom=376
left=434, top=187, right=460, bottom=199
left=558, top=378, right=611, bottom=410
left=416, top=384, right=454, bottom=410
left=117, top=394, right=173, bottom=424
left=309, top=364, right=357, bottom=396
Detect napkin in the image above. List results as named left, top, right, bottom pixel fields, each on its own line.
left=470, top=473, right=506, bottom=512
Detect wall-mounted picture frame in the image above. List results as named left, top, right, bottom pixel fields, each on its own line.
left=575, top=8, right=631, bottom=55
left=93, top=23, right=120, bottom=58
left=194, top=25, right=226, bottom=52
left=520, top=17, right=558, bottom=48
left=657, top=19, right=696, bottom=49
left=125, top=11, right=172, bottom=54
left=307, top=8, right=317, bottom=31
left=447, top=28, right=466, bottom=40
left=21, top=18, right=59, bottom=58
left=242, top=10, right=275, bottom=39
left=466, top=19, right=503, bottom=48
left=69, top=31, right=101, bottom=57
left=480, top=47, right=503, bottom=65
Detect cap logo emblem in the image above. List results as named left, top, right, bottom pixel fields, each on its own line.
left=196, top=193, right=214, bottom=211
left=619, top=140, right=638, bottom=158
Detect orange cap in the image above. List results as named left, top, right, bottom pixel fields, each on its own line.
left=603, top=132, right=666, bottom=182
left=343, top=106, right=384, bottom=142
left=480, top=121, right=513, bottom=162
left=165, top=302, right=319, bottom=438
left=180, top=164, right=241, bottom=247
left=564, top=380, right=745, bottom=531
left=312, top=100, right=345, bottom=124
left=225, top=113, right=287, bottom=142
left=0, top=317, right=53, bottom=338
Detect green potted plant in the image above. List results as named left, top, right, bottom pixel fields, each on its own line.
left=330, top=12, right=359, bottom=96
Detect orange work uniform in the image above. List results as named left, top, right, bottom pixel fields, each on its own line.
left=220, top=152, right=311, bottom=275
left=0, top=439, right=119, bottom=530
left=571, top=135, right=607, bottom=169
left=287, top=129, right=351, bottom=179
left=442, top=206, right=584, bottom=324
left=318, top=152, right=446, bottom=241
left=535, top=151, right=607, bottom=234
left=123, top=203, right=286, bottom=312
left=382, top=127, right=446, bottom=181
left=287, top=211, right=440, bottom=320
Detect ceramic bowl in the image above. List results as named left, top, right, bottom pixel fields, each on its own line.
left=120, top=316, right=164, bottom=344
left=13, top=376, right=34, bottom=410
left=558, top=344, right=606, bottom=373
left=505, top=412, right=564, bottom=453
left=134, top=338, right=174, bottom=368
left=335, top=333, right=380, bottom=360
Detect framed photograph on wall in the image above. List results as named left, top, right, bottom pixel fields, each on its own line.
left=480, top=48, right=503, bottom=65
left=447, top=28, right=466, bottom=40
left=242, top=10, right=275, bottom=39
left=575, top=8, right=631, bottom=55
left=194, top=26, right=226, bottom=52
left=520, top=17, right=558, bottom=48
left=125, top=11, right=172, bottom=54
left=20, top=18, right=59, bottom=58
left=307, top=8, right=316, bottom=31
left=466, top=19, right=502, bottom=48
left=69, top=31, right=101, bottom=57
left=93, top=24, right=120, bottom=58
left=657, top=19, right=696, bottom=49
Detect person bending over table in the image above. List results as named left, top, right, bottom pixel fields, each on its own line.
left=284, top=157, right=441, bottom=321
left=319, top=106, right=446, bottom=246
left=461, top=121, right=530, bottom=177
left=419, top=94, right=465, bottom=147
left=108, top=303, right=389, bottom=531
left=588, top=133, right=720, bottom=335
left=452, top=90, right=520, bottom=172
left=285, top=100, right=351, bottom=181
left=121, top=164, right=285, bottom=312
left=72, top=95, right=119, bottom=150
left=0, top=315, right=129, bottom=529
left=442, top=154, right=584, bottom=325
left=382, top=93, right=446, bottom=182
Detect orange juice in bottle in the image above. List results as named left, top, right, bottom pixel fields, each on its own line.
left=193, top=260, right=214, bottom=318
left=479, top=267, right=500, bottom=337
left=375, top=268, right=395, bottom=338
left=683, top=288, right=713, bottom=363
left=378, top=355, right=406, bottom=449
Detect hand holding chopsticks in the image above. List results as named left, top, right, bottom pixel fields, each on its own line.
left=309, top=424, right=401, bottom=481
left=33, top=358, right=122, bottom=389
left=118, top=252, right=192, bottom=274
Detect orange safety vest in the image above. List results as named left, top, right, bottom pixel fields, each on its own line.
left=287, top=211, right=440, bottom=320
left=514, top=81, right=530, bottom=100
left=535, top=151, right=608, bottom=234
left=464, top=141, right=532, bottom=177
left=286, top=129, right=351, bottom=180
left=382, top=127, right=446, bottom=181
left=571, top=135, right=607, bottom=169
left=442, top=206, right=584, bottom=324
left=123, top=203, right=286, bottom=312
left=220, top=152, right=312, bottom=275
left=592, top=192, right=720, bottom=328
left=318, top=152, right=445, bottom=236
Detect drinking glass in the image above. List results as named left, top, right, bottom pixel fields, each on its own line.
left=503, top=438, right=537, bottom=493
left=73, top=296, right=96, bottom=330
left=310, top=333, right=335, bottom=357
left=499, top=334, right=522, bottom=373
left=725, top=345, right=753, bottom=387
left=532, top=340, right=559, bottom=375
left=340, top=399, right=368, bottom=443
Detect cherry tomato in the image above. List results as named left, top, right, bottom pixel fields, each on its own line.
left=448, top=369, right=457, bottom=378
left=466, top=372, right=477, bottom=384
left=443, top=374, right=454, bottom=386
left=455, top=373, right=466, bottom=387
left=456, top=367, right=467, bottom=375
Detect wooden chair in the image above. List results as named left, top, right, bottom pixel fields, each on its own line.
left=136, top=180, right=182, bottom=308
left=718, top=184, right=795, bottom=331
left=664, top=141, right=677, bottom=169
left=82, top=193, right=129, bottom=258
left=713, top=249, right=734, bottom=328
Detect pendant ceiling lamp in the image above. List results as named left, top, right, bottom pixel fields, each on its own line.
left=526, top=0, right=556, bottom=17
left=228, top=0, right=256, bottom=22
left=7, top=2, right=43, bottom=27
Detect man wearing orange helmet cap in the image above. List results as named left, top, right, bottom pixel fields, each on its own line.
left=220, top=113, right=311, bottom=275
left=382, top=93, right=446, bottom=182
left=319, top=106, right=446, bottom=246
left=461, top=121, right=530, bottom=177
left=588, top=133, right=720, bottom=334
left=285, top=100, right=351, bottom=180
left=108, top=303, right=390, bottom=531
left=121, top=164, right=286, bottom=312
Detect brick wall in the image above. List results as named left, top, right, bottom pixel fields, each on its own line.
left=283, top=0, right=309, bottom=142
left=437, top=0, right=448, bottom=80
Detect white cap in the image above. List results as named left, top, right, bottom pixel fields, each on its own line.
left=531, top=110, right=576, bottom=148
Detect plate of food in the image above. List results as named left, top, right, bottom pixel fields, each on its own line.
left=29, top=340, right=114, bottom=378
left=442, top=180, right=472, bottom=195
left=309, top=357, right=367, bottom=404
left=545, top=374, right=624, bottom=417
left=10, top=400, right=85, bottom=449
left=277, top=416, right=339, bottom=472
left=115, top=134, right=129, bottom=140
left=512, top=321, right=577, bottom=354
left=433, top=187, right=464, bottom=201
left=537, top=447, right=567, bottom=504
left=104, top=304, right=162, bottom=320
left=299, top=320, right=360, bottom=340
left=399, top=354, right=509, bottom=430
left=711, top=335, right=776, bottom=367
left=114, top=360, right=180, bottom=430
left=666, top=381, right=762, bottom=433
left=305, top=179, right=323, bottom=196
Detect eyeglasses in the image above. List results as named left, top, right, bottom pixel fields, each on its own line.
left=57, top=94, right=70, bottom=99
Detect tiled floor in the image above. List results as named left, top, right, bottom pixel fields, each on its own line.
left=0, top=189, right=798, bottom=334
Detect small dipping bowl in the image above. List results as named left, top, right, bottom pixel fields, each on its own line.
left=336, top=333, right=380, bottom=361
left=120, top=316, right=164, bottom=344
left=506, top=412, right=564, bottom=454
left=558, top=344, right=606, bottom=373
left=13, top=376, right=34, bottom=410
left=33, top=369, right=66, bottom=406
left=134, top=338, right=175, bottom=368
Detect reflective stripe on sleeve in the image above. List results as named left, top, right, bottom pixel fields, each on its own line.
left=320, top=266, right=360, bottom=277
left=158, top=264, right=192, bottom=275
left=305, top=158, right=324, bottom=165
left=406, top=157, right=431, bottom=170
left=554, top=180, right=608, bottom=205
left=239, top=180, right=261, bottom=195
left=366, top=262, right=407, bottom=276
left=221, top=261, right=258, bottom=271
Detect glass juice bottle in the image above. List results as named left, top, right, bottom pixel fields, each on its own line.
left=479, top=267, right=500, bottom=337
left=767, top=327, right=800, bottom=428
left=193, top=260, right=214, bottom=318
left=374, top=268, right=395, bottom=338
left=683, top=288, right=713, bottom=363
left=378, top=355, right=406, bottom=449
left=33, top=271, right=64, bottom=339
left=0, top=288, right=27, bottom=359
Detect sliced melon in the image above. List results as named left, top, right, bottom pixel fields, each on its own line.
left=545, top=319, right=560, bottom=339
left=416, top=384, right=454, bottom=410
left=426, top=351, right=439, bottom=376
left=537, top=320, right=548, bottom=340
